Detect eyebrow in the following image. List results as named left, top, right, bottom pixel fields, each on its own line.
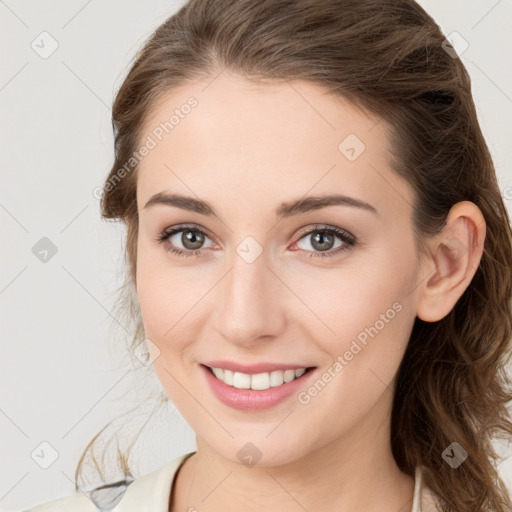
left=143, top=192, right=378, bottom=217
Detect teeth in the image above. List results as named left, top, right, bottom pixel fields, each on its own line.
left=233, top=371, right=251, bottom=389
left=209, top=366, right=309, bottom=390
left=250, top=372, right=269, bottom=390
left=223, top=369, right=233, bottom=386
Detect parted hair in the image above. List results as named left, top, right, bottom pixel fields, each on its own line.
left=76, top=1, right=512, bottom=510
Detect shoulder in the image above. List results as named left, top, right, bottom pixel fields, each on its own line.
left=23, top=452, right=196, bottom=512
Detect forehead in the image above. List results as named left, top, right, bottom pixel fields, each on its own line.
left=140, top=72, right=384, bottom=152
left=136, top=72, right=413, bottom=220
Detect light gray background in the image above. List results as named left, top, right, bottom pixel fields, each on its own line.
left=1, top=1, right=511, bottom=510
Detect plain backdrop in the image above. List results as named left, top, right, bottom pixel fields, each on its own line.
left=1, top=1, right=511, bottom=510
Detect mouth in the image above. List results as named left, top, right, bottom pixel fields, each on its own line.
left=200, top=362, right=318, bottom=411
left=201, top=364, right=317, bottom=391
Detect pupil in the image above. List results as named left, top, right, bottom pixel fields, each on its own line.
left=312, top=231, right=333, bottom=251
left=183, top=230, right=204, bottom=249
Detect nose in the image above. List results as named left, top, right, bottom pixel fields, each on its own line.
left=213, top=252, right=286, bottom=347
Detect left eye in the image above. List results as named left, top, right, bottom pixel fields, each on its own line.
left=291, top=226, right=356, bottom=258
left=295, top=228, right=349, bottom=253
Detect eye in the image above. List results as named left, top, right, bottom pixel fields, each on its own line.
left=155, top=223, right=357, bottom=259
left=292, top=225, right=356, bottom=258
left=155, top=224, right=215, bottom=258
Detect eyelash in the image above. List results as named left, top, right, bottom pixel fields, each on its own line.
left=155, top=223, right=357, bottom=259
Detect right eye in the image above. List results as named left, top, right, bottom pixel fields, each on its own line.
left=155, top=224, right=215, bottom=258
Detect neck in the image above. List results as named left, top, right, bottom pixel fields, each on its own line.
left=170, top=394, right=415, bottom=512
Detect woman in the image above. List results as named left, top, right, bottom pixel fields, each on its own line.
left=26, top=0, right=512, bottom=511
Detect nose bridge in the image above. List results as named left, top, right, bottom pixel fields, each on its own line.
left=214, top=248, right=284, bottom=345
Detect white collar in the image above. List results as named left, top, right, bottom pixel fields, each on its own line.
left=411, top=465, right=423, bottom=512
left=109, top=452, right=193, bottom=511
left=89, top=453, right=433, bottom=512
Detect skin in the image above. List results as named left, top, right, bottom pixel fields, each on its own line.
left=134, top=71, right=486, bottom=512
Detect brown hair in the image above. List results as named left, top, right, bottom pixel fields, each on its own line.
left=76, top=1, right=512, bottom=510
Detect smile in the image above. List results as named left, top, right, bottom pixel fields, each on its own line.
left=207, top=365, right=310, bottom=390
left=200, top=363, right=317, bottom=411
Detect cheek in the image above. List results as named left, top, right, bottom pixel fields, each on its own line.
left=135, top=251, right=201, bottom=404
left=135, top=242, right=218, bottom=364
left=294, top=273, right=414, bottom=437
left=297, top=263, right=410, bottom=343
left=135, top=244, right=190, bottom=343
left=294, top=248, right=416, bottom=384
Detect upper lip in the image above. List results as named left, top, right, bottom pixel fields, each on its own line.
left=202, top=360, right=316, bottom=374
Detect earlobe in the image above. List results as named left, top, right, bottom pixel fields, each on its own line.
left=416, top=201, right=486, bottom=322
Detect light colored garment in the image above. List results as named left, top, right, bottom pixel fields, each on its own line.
left=24, top=451, right=442, bottom=511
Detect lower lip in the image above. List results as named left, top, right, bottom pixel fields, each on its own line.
left=200, top=364, right=317, bottom=411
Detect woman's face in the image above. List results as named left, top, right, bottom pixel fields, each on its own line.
left=135, top=72, right=426, bottom=466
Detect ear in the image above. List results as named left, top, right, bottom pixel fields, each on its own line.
left=416, top=201, right=486, bottom=322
